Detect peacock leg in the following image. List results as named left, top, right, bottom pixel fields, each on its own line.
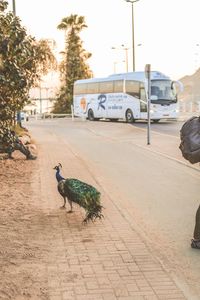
left=67, top=200, right=73, bottom=213
left=60, top=197, right=66, bottom=209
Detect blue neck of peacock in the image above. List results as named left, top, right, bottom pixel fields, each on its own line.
left=56, top=169, right=65, bottom=182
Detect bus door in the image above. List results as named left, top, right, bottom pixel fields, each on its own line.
left=125, top=80, right=142, bottom=119
left=139, top=84, right=148, bottom=119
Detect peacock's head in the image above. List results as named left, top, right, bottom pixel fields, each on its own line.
left=53, top=163, right=62, bottom=171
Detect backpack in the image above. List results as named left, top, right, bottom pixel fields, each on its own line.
left=179, top=116, right=200, bottom=164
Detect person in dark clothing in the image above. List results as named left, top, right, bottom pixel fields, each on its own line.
left=4, top=131, right=37, bottom=160
left=17, top=111, right=22, bottom=128
left=191, top=205, right=200, bottom=249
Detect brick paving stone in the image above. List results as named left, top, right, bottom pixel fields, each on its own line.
left=121, top=275, right=141, bottom=284
left=126, top=283, right=139, bottom=292
left=103, top=294, right=117, bottom=300
left=74, top=285, right=87, bottom=294
left=88, top=288, right=114, bottom=295
left=118, top=297, right=144, bottom=300
left=103, top=260, right=114, bottom=267
left=117, top=268, right=131, bottom=276
left=97, top=276, right=111, bottom=285
left=157, top=296, right=186, bottom=300
left=49, top=296, right=62, bottom=300
left=156, top=289, right=187, bottom=295
left=76, top=295, right=104, bottom=300
left=115, top=285, right=129, bottom=297
left=28, top=122, right=188, bottom=300
left=108, top=273, right=121, bottom=281
left=144, top=297, right=159, bottom=300
left=136, top=279, right=152, bottom=287
left=62, top=294, right=74, bottom=300
left=86, top=281, right=99, bottom=290
left=154, top=286, right=181, bottom=291
left=129, top=290, right=157, bottom=296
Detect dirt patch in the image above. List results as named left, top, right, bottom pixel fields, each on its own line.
left=0, top=158, right=49, bottom=300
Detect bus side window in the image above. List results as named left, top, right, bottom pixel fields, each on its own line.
left=87, top=82, right=99, bottom=94
left=74, top=83, right=88, bottom=95
left=126, top=81, right=140, bottom=98
left=99, top=81, right=113, bottom=94
left=113, top=80, right=123, bottom=93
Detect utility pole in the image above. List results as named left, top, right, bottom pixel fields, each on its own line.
left=145, top=64, right=151, bottom=145
left=12, top=0, right=16, bottom=15
left=125, top=0, right=139, bottom=71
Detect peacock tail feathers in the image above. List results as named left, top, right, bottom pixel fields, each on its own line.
left=54, top=163, right=104, bottom=223
left=64, top=178, right=103, bottom=223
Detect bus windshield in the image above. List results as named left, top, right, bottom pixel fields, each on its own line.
left=151, top=80, right=177, bottom=103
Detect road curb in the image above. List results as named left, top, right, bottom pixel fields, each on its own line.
left=131, top=141, right=200, bottom=173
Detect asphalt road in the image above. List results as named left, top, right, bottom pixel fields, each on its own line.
left=131, top=119, right=184, bottom=137
left=28, top=118, right=200, bottom=299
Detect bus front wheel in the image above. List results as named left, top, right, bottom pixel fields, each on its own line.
left=126, top=109, right=134, bottom=123
left=88, top=109, right=95, bottom=121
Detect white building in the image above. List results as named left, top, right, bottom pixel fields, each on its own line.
left=25, top=39, right=61, bottom=115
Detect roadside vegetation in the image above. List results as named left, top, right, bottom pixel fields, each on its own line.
left=0, top=0, right=56, bottom=150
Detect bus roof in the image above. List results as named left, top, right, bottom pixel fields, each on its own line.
left=74, top=71, right=171, bottom=85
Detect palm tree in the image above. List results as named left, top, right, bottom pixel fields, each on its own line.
left=57, top=14, right=87, bottom=34
left=53, top=14, right=93, bottom=113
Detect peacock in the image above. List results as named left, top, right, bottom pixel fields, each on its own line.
left=53, top=163, right=104, bottom=223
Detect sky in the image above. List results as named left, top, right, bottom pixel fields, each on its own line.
left=7, top=0, right=200, bottom=80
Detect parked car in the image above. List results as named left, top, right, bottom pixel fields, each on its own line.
left=21, top=112, right=29, bottom=121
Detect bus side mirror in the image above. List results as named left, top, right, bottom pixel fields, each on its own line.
left=171, top=81, right=184, bottom=94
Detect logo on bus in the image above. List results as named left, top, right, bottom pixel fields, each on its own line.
left=80, top=97, right=87, bottom=111
left=98, top=94, right=106, bottom=110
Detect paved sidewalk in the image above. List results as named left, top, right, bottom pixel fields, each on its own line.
left=29, top=123, right=189, bottom=300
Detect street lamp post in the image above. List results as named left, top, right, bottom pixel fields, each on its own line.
left=125, top=0, right=139, bottom=72
left=12, top=0, right=16, bottom=15
left=111, top=45, right=129, bottom=72
left=113, top=61, right=118, bottom=73
left=113, top=60, right=126, bottom=73
left=121, top=44, right=129, bottom=72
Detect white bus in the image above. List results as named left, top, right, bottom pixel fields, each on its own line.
left=73, top=71, right=180, bottom=123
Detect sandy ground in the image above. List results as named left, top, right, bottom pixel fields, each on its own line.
left=0, top=153, right=50, bottom=300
